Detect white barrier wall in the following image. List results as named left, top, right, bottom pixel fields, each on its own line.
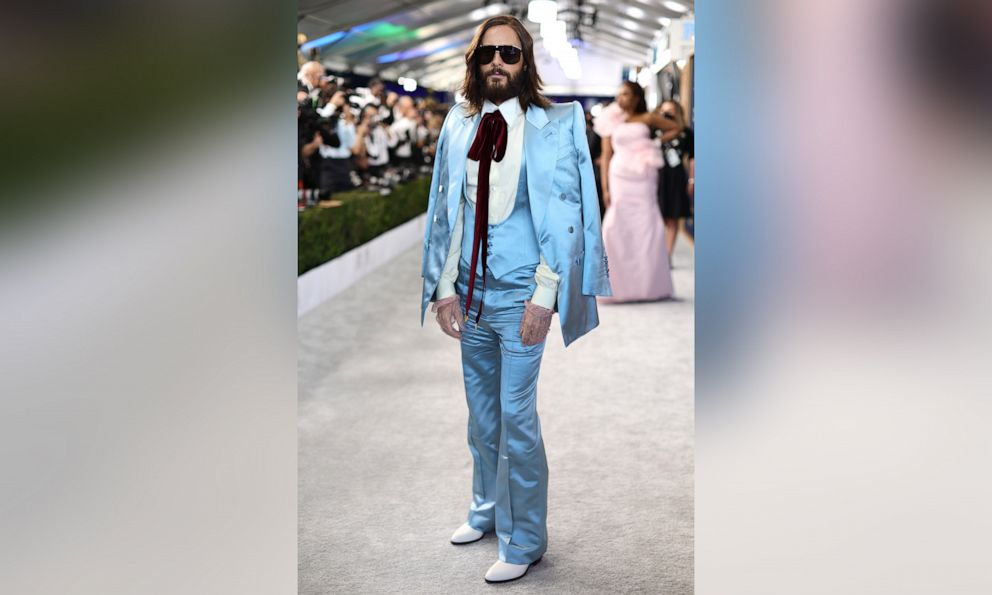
left=297, top=213, right=427, bottom=317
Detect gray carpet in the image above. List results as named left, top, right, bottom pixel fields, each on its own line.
left=299, top=237, right=694, bottom=594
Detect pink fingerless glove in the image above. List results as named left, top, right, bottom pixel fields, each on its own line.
left=431, top=295, right=458, bottom=313
left=433, top=295, right=463, bottom=340
left=519, top=299, right=553, bottom=346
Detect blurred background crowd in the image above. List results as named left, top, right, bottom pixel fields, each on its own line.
left=297, top=64, right=448, bottom=205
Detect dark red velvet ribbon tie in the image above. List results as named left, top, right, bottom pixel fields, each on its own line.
left=464, top=109, right=508, bottom=322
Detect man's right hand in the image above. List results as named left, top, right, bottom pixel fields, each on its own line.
left=432, top=295, right=462, bottom=340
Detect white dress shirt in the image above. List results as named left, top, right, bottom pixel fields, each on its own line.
left=435, top=98, right=560, bottom=309
left=390, top=116, right=418, bottom=159
left=364, top=125, right=396, bottom=167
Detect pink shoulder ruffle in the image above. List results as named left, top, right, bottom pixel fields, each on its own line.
left=611, top=138, right=664, bottom=178
left=592, top=102, right=625, bottom=137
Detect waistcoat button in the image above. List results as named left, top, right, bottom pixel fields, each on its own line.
left=568, top=226, right=574, bottom=233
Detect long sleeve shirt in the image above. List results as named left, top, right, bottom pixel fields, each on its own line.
left=390, top=116, right=418, bottom=159
left=364, top=125, right=397, bottom=166
left=435, top=98, right=560, bottom=309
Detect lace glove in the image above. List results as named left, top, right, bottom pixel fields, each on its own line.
left=519, top=300, right=553, bottom=346
left=432, top=295, right=462, bottom=340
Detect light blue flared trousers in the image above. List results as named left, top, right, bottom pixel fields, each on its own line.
left=456, top=260, right=548, bottom=565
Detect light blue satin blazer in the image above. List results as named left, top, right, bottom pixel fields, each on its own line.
left=420, top=100, right=612, bottom=347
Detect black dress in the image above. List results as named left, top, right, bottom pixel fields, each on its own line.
left=657, top=127, right=694, bottom=220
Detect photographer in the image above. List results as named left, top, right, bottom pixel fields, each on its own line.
left=297, top=61, right=324, bottom=106
left=389, top=96, right=427, bottom=171
left=421, top=108, right=446, bottom=166
left=297, top=93, right=323, bottom=191
left=367, top=78, right=394, bottom=126
left=316, top=91, right=363, bottom=195
left=353, top=105, right=396, bottom=183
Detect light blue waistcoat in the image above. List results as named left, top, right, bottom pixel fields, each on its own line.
left=460, top=157, right=540, bottom=279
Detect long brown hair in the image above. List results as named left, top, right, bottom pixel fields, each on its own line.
left=459, top=15, right=551, bottom=116
left=659, top=100, right=686, bottom=128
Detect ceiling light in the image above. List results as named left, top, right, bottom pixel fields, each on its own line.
left=549, top=40, right=571, bottom=59
left=527, top=1, right=558, bottom=24
left=299, top=30, right=346, bottom=52
left=662, top=1, right=688, bottom=13
left=625, top=7, right=645, bottom=19
left=619, top=18, right=641, bottom=31
left=541, top=19, right=567, bottom=43
left=543, top=36, right=568, bottom=54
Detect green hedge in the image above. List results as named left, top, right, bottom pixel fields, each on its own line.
left=298, top=176, right=432, bottom=275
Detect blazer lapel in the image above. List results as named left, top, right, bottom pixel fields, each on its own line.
left=446, top=111, right=481, bottom=226
left=524, top=105, right=555, bottom=235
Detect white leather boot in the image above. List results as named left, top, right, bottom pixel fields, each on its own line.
left=450, top=523, right=484, bottom=545
left=484, top=557, right=542, bottom=583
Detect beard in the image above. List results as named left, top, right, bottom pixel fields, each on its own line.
left=481, top=66, right=525, bottom=104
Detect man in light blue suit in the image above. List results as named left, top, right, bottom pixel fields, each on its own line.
left=420, top=15, right=611, bottom=584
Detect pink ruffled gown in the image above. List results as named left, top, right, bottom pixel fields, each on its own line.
left=594, top=103, right=674, bottom=303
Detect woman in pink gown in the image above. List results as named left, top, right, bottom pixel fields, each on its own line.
left=594, top=81, right=682, bottom=303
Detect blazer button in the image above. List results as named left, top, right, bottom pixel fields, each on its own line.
left=559, top=193, right=566, bottom=201
left=568, top=226, right=574, bottom=233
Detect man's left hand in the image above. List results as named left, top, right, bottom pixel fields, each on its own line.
left=519, top=300, right=553, bottom=346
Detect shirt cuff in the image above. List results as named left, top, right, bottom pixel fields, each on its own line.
left=436, top=278, right=457, bottom=301
left=531, top=283, right=557, bottom=310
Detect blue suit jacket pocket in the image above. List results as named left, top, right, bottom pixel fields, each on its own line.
left=553, top=166, right=581, bottom=203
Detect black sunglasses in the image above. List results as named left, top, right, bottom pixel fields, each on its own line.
left=475, top=45, right=522, bottom=65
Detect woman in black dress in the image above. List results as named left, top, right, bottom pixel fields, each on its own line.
left=656, top=100, right=694, bottom=264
